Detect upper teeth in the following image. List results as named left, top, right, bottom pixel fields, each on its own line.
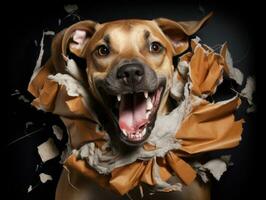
left=122, top=129, right=127, bottom=136
left=146, top=97, right=153, bottom=110
left=117, top=95, right=121, bottom=102
left=144, top=91, right=148, bottom=99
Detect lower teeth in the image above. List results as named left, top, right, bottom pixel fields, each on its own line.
left=123, top=127, right=147, bottom=140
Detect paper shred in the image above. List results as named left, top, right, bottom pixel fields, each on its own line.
left=39, top=173, right=53, bottom=183
left=203, top=159, right=227, bottom=181
left=65, top=57, right=83, bottom=81
left=58, top=18, right=61, bottom=26
left=27, top=185, right=32, bottom=193
left=8, top=127, right=44, bottom=146
left=37, top=138, right=59, bottom=162
left=139, top=184, right=144, bottom=199
left=247, top=105, right=256, bottom=113
left=52, top=125, right=63, bottom=141
left=241, top=76, right=255, bottom=105
left=18, top=95, right=30, bottom=103
left=197, top=171, right=209, bottom=183
left=11, top=89, right=20, bottom=96
left=25, top=121, right=34, bottom=129
left=224, top=45, right=244, bottom=85
left=30, top=31, right=55, bottom=82
left=64, top=4, right=78, bottom=13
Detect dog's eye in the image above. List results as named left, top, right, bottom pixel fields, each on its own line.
left=149, top=42, right=163, bottom=53
left=97, top=45, right=110, bottom=56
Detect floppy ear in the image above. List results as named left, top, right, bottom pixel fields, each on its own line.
left=62, top=20, right=98, bottom=58
left=154, top=12, right=213, bottom=55
left=50, top=20, right=98, bottom=73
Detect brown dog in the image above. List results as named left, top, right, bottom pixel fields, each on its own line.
left=46, top=13, right=213, bottom=200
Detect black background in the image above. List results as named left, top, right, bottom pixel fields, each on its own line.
left=6, top=1, right=263, bottom=199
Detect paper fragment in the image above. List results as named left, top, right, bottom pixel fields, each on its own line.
left=25, top=121, right=34, bottom=129
left=18, top=95, right=30, bottom=103
left=39, top=173, right=53, bottom=183
left=224, top=45, right=244, bottom=85
left=241, top=76, right=255, bottom=105
left=197, top=171, right=209, bottom=183
left=64, top=57, right=83, bottom=81
left=247, top=105, right=256, bottom=113
left=203, top=159, right=227, bottom=181
left=170, top=70, right=185, bottom=100
left=48, top=73, right=86, bottom=97
left=58, top=18, right=61, bottom=26
left=37, top=138, right=59, bottom=162
left=30, top=31, right=55, bottom=82
left=64, top=4, right=78, bottom=13
left=52, top=125, right=63, bottom=141
left=11, top=89, right=20, bottom=96
left=27, top=185, right=32, bottom=193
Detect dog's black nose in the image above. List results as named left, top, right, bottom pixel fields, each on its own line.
left=117, top=63, right=144, bottom=85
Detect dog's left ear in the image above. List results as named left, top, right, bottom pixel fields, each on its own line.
left=61, top=20, right=99, bottom=58
left=154, top=12, right=213, bottom=55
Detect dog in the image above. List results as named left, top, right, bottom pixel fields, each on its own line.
left=35, top=13, right=214, bottom=200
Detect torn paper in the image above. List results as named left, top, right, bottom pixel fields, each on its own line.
left=52, top=125, right=63, bottom=141
left=223, top=44, right=244, bottom=85
left=37, top=138, right=59, bottom=162
left=11, top=89, right=20, bottom=96
left=247, top=105, right=256, bottom=113
left=39, top=173, right=53, bottom=183
left=25, top=121, right=34, bottom=129
left=27, top=185, right=32, bottom=193
left=203, top=159, right=227, bottom=181
left=30, top=31, right=55, bottom=82
left=63, top=56, right=83, bottom=81
left=18, top=95, right=30, bottom=103
left=48, top=73, right=86, bottom=97
left=64, top=4, right=79, bottom=13
left=241, top=76, right=255, bottom=105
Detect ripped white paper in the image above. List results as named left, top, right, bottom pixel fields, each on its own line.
left=37, top=138, right=59, bottom=162
left=225, top=48, right=244, bottom=85
left=203, top=159, right=227, bottom=181
left=52, top=125, right=63, bottom=141
left=241, top=76, right=255, bottom=105
left=39, top=173, right=53, bottom=183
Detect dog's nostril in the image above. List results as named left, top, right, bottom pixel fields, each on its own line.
left=117, top=64, right=144, bottom=85
left=135, top=68, right=144, bottom=76
left=124, top=71, right=130, bottom=78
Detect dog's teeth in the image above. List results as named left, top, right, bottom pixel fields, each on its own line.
left=141, top=128, right=146, bottom=137
left=122, top=129, right=127, bottom=136
left=117, top=95, right=121, bottom=102
left=144, top=91, right=148, bottom=99
left=146, top=111, right=151, bottom=119
left=146, top=97, right=153, bottom=110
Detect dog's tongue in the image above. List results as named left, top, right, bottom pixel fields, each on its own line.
left=119, top=93, right=148, bottom=133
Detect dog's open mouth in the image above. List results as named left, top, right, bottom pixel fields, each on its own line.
left=117, top=87, right=163, bottom=144
left=98, top=85, right=164, bottom=146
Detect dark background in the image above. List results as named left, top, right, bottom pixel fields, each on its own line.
left=6, top=1, right=262, bottom=199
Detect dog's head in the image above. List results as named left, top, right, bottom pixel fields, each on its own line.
left=53, top=14, right=212, bottom=148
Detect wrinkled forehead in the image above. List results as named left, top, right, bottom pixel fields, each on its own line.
left=91, top=20, right=169, bottom=47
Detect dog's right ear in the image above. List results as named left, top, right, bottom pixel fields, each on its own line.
left=62, top=20, right=99, bottom=58
left=51, top=20, right=98, bottom=72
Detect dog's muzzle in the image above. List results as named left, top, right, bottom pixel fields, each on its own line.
left=95, top=61, right=166, bottom=146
